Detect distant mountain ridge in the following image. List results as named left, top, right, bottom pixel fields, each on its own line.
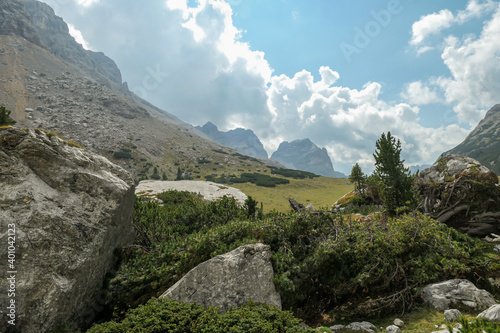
left=271, top=139, right=346, bottom=178
left=445, top=104, right=500, bottom=174
left=196, top=122, right=269, bottom=159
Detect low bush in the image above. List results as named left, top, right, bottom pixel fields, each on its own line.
left=113, top=150, right=133, bottom=159
left=133, top=191, right=246, bottom=246
left=87, top=299, right=314, bottom=333
left=269, top=167, right=319, bottom=179
left=108, top=200, right=491, bottom=322
left=450, top=316, right=500, bottom=333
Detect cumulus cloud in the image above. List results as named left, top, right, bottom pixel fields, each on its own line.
left=410, top=0, right=496, bottom=46
left=401, top=81, right=440, bottom=105
left=408, top=2, right=500, bottom=125
left=410, top=9, right=454, bottom=46
left=262, top=68, right=467, bottom=172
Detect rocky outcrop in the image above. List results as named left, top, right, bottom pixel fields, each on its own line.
left=0, top=0, right=42, bottom=46
left=0, top=127, right=135, bottom=333
left=416, top=155, right=500, bottom=237
left=21, top=0, right=123, bottom=87
left=417, top=155, right=491, bottom=183
left=271, top=139, right=345, bottom=178
left=445, top=104, right=500, bottom=174
left=419, top=279, right=496, bottom=312
left=196, top=122, right=268, bottom=159
left=160, top=243, right=282, bottom=311
left=136, top=180, right=248, bottom=205
left=478, top=304, right=500, bottom=322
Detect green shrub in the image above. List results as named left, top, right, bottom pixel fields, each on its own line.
left=0, top=106, right=16, bottom=125
left=270, top=167, right=319, bottom=179
left=109, top=205, right=491, bottom=322
left=449, top=316, right=500, bottom=333
left=133, top=192, right=247, bottom=247
left=87, top=299, right=314, bottom=333
left=113, top=151, right=133, bottom=159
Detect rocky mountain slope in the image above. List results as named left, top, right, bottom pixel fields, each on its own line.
left=196, top=121, right=269, bottom=159
left=21, top=0, right=124, bottom=89
left=271, top=139, right=346, bottom=178
left=445, top=104, right=500, bottom=174
left=0, top=0, right=272, bottom=181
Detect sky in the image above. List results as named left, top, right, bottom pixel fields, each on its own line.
left=38, top=0, right=500, bottom=174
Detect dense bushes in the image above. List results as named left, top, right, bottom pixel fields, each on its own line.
left=233, top=173, right=290, bottom=187
left=133, top=191, right=246, bottom=246
left=87, top=299, right=314, bottom=333
left=269, top=167, right=319, bottom=179
left=206, top=172, right=291, bottom=187
left=107, top=198, right=493, bottom=322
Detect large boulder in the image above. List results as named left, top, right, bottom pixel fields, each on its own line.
left=0, top=127, right=135, bottom=333
left=477, top=304, right=500, bottom=322
left=419, top=279, right=496, bottom=312
left=160, top=243, right=282, bottom=311
left=136, top=180, right=248, bottom=205
left=416, top=155, right=500, bottom=236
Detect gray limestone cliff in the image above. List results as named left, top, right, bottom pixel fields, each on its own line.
left=0, top=127, right=135, bottom=333
left=196, top=122, right=268, bottom=159
left=445, top=104, right=500, bottom=174
left=0, top=0, right=42, bottom=47
left=271, top=139, right=345, bottom=178
left=21, top=0, right=124, bottom=88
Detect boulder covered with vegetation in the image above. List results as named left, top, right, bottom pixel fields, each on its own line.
left=160, top=243, right=282, bottom=311
left=416, top=155, right=500, bottom=237
left=0, top=127, right=135, bottom=333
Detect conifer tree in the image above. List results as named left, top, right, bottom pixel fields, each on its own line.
left=349, top=163, right=366, bottom=195
left=373, top=132, right=414, bottom=215
left=0, top=106, right=16, bottom=126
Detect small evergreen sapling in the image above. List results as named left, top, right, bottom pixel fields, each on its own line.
left=0, top=106, right=16, bottom=126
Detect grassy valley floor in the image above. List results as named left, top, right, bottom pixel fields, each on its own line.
left=231, top=176, right=353, bottom=212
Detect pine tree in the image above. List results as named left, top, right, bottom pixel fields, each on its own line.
left=0, top=106, right=16, bottom=126
left=176, top=167, right=183, bottom=181
left=373, top=132, right=414, bottom=215
left=349, top=163, right=366, bottom=195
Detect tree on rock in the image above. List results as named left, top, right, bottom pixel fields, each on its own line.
left=0, top=106, right=16, bottom=126
left=373, top=132, right=414, bottom=215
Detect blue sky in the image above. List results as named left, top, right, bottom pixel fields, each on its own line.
left=39, top=0, right=500, bottom=174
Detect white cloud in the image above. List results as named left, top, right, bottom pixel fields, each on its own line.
left=67, top=23, right=92, bottom=50
left=407, top=2, right=500, bottom=126
left=410, top=0, right=496, bottom=46
left=410, top=9, right=454, bottom=46
left=401, top=81, right=440, bottom=105
left=261, top=68, right=467, bottom=172
left=76, top=0, right=99, bottom=8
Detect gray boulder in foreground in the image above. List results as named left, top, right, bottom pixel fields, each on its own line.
left=477, top=304, right=500, bottom=322
left=0, top=127, right=135, bottom=333
left=419, top=279, right=496, bottom=312
left=160, top=243, right=282, bottom=311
